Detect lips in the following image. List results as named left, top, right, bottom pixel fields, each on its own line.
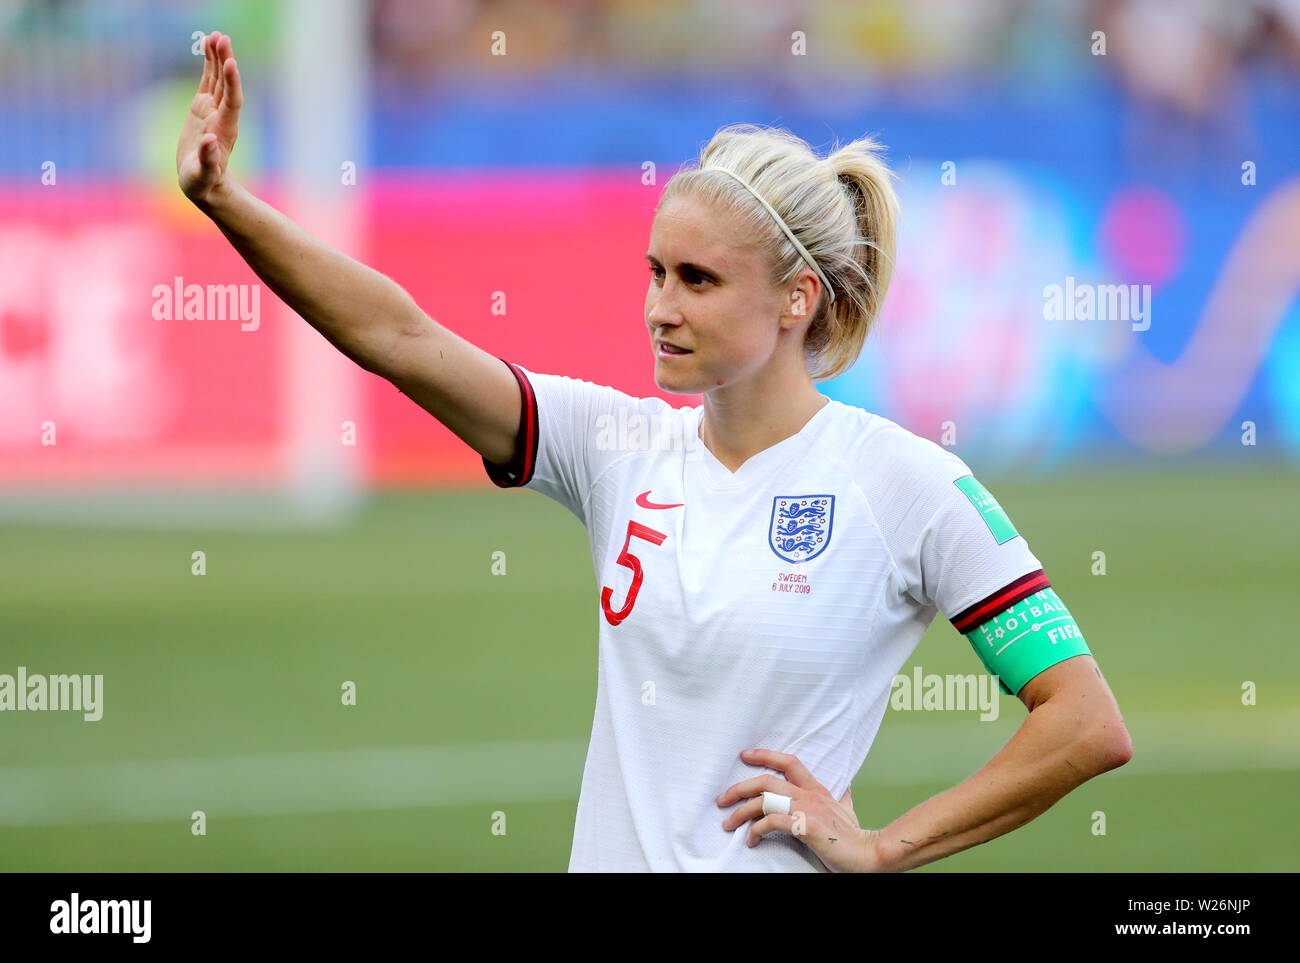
left=657, top=340, right=691, bottom=354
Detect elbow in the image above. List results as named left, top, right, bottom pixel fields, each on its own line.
left=1082, top=715, right=1133, bottom=774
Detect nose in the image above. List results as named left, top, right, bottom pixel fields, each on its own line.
left=646, top=278, right=684, bottom=331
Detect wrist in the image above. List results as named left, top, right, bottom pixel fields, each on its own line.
left=856, top=827, right=894, bottom=872
left=192, top=176, right=240, bottom=220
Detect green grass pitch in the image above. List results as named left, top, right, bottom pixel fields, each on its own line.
left=0, top=463, right=1295, bottom=871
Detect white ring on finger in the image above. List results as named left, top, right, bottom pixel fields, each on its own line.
left=761, top=791, right=792, bottom=816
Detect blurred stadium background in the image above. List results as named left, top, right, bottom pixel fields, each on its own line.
left=1, top=0, right=1297, bottom=871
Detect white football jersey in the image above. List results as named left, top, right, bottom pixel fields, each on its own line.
left=484, top=361, right=1045, bottom=872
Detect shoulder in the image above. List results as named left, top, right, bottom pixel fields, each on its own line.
left=514, top=364, right=685, bottom=433
left=821, top=400, right=969, bottom=491
left=516, top=364, right=673, bottom=413
left=513, top=363, right=692, bottom=456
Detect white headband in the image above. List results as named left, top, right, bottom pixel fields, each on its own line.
left=709, top=166, right=835, bottom=303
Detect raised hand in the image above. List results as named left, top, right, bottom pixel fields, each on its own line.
left=177, top=31, right=244, bottom=204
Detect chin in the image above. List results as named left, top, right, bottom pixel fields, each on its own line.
left=653, top=364, right=705, bottom=395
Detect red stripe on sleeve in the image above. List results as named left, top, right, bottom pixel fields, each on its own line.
left=482, top=359, right=539, bottom=488
left=949, top=569, right=1052, bottom=634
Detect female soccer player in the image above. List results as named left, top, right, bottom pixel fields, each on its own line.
left=179, top=32, right=1132, bottom=872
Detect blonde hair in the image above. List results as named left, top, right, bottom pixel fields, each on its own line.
left=658, top=123, right=900, bottom=382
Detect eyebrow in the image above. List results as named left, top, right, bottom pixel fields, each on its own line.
left=645, top=253, right=721, bottom=278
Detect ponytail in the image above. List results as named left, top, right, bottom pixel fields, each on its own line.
left=660, top=124, right=900, bottom=381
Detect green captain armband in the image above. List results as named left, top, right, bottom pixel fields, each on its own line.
left=949, top=570, right=1092, bottom=696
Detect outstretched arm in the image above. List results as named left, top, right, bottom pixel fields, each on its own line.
left=177, top=32, right=521, bottom=466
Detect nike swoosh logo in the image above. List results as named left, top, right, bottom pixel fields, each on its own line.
left=636, top=490, right=684, bottom=510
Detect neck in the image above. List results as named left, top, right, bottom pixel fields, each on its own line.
left=698, top=369, right=827, bottom=472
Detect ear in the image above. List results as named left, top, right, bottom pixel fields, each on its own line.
left=780, top=270, right=821, bottom=330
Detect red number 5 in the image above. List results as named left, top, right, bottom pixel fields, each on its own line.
left=601, top=520, right=668, bottom=626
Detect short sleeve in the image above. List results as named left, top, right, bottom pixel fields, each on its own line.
left=481, top=359, right=653, bottom=526
left=866, top=426, right=1044, bottom=620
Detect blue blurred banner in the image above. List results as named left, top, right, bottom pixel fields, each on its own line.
left=353, top=69, right=1300, bottom=468
left=3, top=0, right=1299, bottom=474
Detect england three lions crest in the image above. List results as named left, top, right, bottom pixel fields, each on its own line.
left=768, top=495, right=835, bottom=563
